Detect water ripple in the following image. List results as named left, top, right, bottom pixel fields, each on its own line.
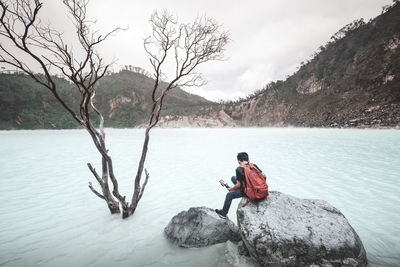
left=0, top=128, right=399, bottom=266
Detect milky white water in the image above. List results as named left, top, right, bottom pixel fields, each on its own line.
left=0, top=128, right=399, bottom=267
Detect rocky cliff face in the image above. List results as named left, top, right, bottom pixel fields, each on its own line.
left=217, top=3, right=400, bottom=128
left=156, top=110, right=237, bottom=128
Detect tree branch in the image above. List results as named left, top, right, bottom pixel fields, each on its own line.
left=128, top=10, right=229, bottom=216
left=0, top=0, right=124, bottom=215
left=89, top=182, right=105, bottom=199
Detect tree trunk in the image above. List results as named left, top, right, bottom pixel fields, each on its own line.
left=108, top=201, right=121, bottom=214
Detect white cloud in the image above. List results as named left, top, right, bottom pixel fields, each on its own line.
left=233, top=64, right=272, bottom=95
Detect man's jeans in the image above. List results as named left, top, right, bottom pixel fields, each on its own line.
left=222, top=176, right=244, bottom=215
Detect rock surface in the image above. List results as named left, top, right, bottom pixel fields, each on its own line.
left=164, top=207, right=241, bottom=248
left=237, top=191, right=367, bottom=267
left=156, top=110, right=237, bottom=128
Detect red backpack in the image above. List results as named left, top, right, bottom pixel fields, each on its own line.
left=243, top=163, right=269, bottom=200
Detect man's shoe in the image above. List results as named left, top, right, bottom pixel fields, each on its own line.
left=215, top=209, right=227, bottom=219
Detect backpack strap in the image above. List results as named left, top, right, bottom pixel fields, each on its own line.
left=248, top=162, right=261, bottom=173
left=243, top=164, right=256, bottom=190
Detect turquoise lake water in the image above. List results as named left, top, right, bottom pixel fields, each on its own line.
left=0, top=128, right=399, bottom=266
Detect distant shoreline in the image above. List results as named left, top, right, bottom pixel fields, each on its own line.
left=1, top=126, right=399, bottom=131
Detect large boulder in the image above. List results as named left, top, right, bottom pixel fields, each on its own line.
left=164, top=206, right=241, bottom=248
left=237, top=191, right=367, bottom=267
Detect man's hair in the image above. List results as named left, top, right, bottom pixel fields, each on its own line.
left=237, top=152, right=249, bottom=162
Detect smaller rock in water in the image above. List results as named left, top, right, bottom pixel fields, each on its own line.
left=164, top=207, right=241, bottom=248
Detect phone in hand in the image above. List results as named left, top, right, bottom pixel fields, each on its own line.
left=219, top=179, right=229, bottom=188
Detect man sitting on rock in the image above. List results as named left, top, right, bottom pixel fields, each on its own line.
left=216, top=152, right=266, bottom=218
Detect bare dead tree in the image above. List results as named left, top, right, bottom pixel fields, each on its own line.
left=0, top=1, right=229, bottom=219
left=123, top=10, right=229, bottom=217
left=0, top=0, right=124, bottom=214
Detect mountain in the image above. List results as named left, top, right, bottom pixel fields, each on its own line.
left=1, top=3, right=399, bottom=129
left=0, top=70, right=214, bottom=129
left=212, top=2, right=400, bottom=128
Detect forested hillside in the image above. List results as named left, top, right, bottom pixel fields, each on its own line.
left=0, top=70, right=212, bottom=129
left=1, top=3, right=399, bottom=129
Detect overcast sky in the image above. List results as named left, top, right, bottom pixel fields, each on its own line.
left=11, top=0, right=394, bottom=101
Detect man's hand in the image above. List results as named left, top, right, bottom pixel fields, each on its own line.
left=228, top=180, right=241, bottom=191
